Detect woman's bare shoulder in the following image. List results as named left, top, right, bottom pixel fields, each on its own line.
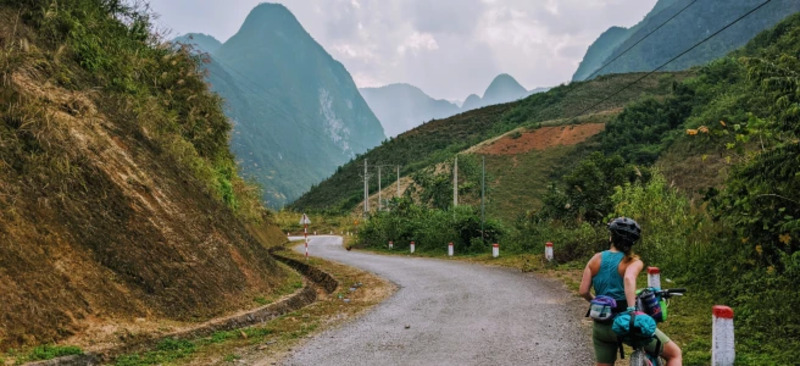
left=587, top=252, right=603, bottom=270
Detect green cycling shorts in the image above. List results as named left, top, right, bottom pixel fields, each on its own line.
left=592, top=320, right=672, bottom=364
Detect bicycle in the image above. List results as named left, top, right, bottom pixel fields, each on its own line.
left=625, top=287, right=686, bottom=366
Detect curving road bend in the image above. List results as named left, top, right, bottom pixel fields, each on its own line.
left=281, top=236, right=593, bottom=365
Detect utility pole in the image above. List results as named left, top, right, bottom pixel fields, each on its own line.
left=453, top=155, right=458, bottom=208
left=363, top=159, right=369, bottom=217
left=481, top=156, right=485, bottom=245
left=396, top=165, right=400, bottom=198
left=378, top=165, right=382, bottom=212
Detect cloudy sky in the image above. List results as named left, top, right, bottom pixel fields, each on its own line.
left=146, top=0, right=658, bottom=102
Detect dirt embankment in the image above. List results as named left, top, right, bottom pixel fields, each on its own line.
left=0, top=11, right=287, bottom=350
left=477, top=123, right=606, bottom=155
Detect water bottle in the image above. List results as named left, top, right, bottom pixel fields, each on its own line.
left=639, top=289, right=663, bottom=322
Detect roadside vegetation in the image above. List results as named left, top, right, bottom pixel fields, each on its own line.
left=348, top=13, right=800, bottom=364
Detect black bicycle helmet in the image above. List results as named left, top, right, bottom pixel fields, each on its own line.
left=608, top=217, right=641, bottom=247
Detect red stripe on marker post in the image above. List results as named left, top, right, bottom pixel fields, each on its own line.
left=647, top=267, right=661, bottom=288
left=713, top=305, right=734, bottom=319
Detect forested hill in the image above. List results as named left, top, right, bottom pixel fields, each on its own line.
left=176, top=4, right=386, bottom=208
left=573, top=0, right=800, bottom=81
left=0, top=0, right=287, bottom=350
left=291, top=71, right=685, bottom=212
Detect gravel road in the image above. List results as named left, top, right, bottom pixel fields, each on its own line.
left=281, top=236, right=594, bottom=365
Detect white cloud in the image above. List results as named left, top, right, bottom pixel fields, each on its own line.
left=147, top=0, right=658, bottom=100
left=397, top=32, right=439, bottom=56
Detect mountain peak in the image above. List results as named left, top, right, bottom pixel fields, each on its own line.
left=482, top=73, right=527, bottom=106
left=208, top=2, right=384, bottom=207
left=484, top=74, right=525, bottom=97
left=248, top=2, right=293, bottom=19
left=236, top=2, right=305, bottom=38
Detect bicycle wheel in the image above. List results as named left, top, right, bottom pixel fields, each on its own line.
left=628, top=349, right=652, bottom=366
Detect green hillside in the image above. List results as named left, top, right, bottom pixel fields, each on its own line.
left=355, top=13, right=800, bottom=363
left=292, top=71, right=688, bottom=212
left=574, top=0, right=800, bottom=81
left=0, top=0, right=287, bottom=352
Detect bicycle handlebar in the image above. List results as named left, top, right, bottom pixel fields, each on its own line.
left=655, top=288, right=687, bottom=298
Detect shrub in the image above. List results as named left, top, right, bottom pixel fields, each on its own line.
left=357, top=199, right=504, bottom=254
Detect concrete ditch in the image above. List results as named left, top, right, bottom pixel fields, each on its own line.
left=25, top=249, right=338, bottom=366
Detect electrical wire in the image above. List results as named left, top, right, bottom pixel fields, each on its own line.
left=570, top=0, right=773, bottom=120
left=584, top=0, right=700, bottom=81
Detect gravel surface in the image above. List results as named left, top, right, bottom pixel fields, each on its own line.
left=280, top=236, right=594, bottom=365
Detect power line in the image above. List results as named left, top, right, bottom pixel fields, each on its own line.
left=570, top=0, right=773, bottom=120
left=584, top=0, right=700, bottom=81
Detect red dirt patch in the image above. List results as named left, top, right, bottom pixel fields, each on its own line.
left=478, top=123, right=606, bottom=155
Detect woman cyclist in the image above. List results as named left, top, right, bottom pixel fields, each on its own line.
left=578, top=217, right=682, bottom=366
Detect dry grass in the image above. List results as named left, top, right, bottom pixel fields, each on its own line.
left=0, top=8, right=291, bottom=352
left=122, top=243, right=397, bottom=366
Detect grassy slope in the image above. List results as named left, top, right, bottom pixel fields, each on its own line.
left=483, top=145, right=582, bottom=222
left=292, top=72, right=688, bottom=212
left=0, top=1, right=289, bottom=351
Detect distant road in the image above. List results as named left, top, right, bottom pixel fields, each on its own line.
left=280, top=236, right=593, bottom=365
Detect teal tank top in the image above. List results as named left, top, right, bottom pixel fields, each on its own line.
left=592, top=250, right=626, bottom=301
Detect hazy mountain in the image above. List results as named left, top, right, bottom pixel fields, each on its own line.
left=360, top=84, right=461, bottom=138
left=173, top=32, right=222, bottom=54
left=481, top=73, right=528, bottom=106
left=176, top=3, right=385, bottom=207
left=461, top=93, right=483, bottom=111
left=461, top=73, right=537, bottom=112
left=361, top=74, right=549, bottom=137
left=573, top=0, right=800, bottom=81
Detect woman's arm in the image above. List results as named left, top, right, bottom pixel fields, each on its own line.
left=623, top=259, right=644, bottom=308
left=579, top=253, right=601, bottom=302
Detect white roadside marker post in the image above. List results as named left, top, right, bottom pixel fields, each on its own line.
left=545, top=241, right=554, bottom=262
left=448, top=242, right=454, bottom=257
left=647, top=267, right=661, bottom=288
left=300, top=213, right=311, bottom=261
left=492, top=243, right=499, bottom=258
left=410, top=241, right=415, bottom=254
left=389, top=241, right=393, bottom=250
left=712, top=305, right=735, bottom=366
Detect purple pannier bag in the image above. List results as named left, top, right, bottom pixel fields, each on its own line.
left=589, top=295, right=618, bottom=321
